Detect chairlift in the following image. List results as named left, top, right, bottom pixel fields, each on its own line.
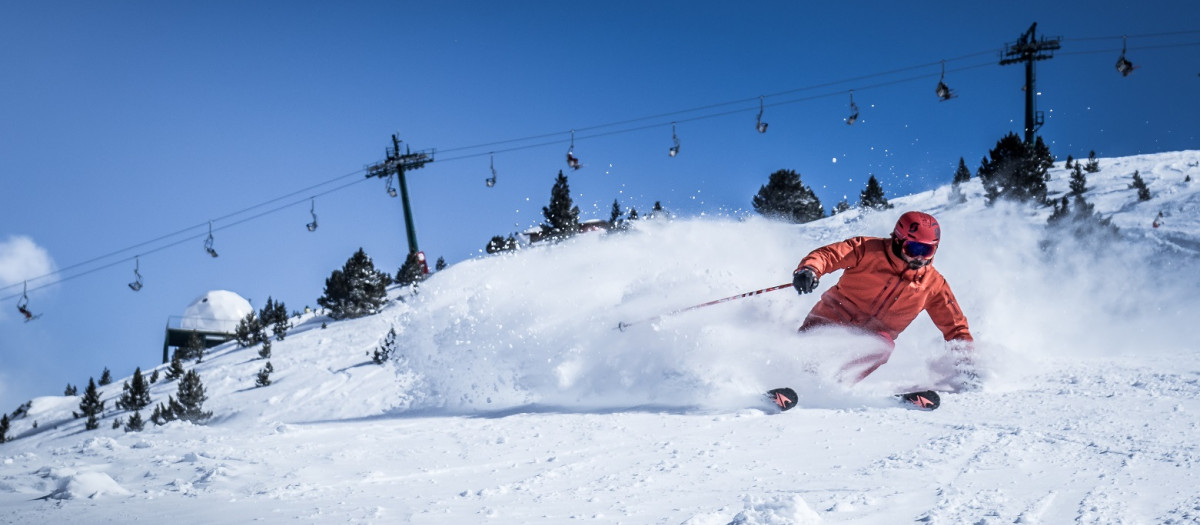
left=566, top=130, right=582, bottom=170
left=486, top=154, right=497, bottom=187
left=385, top=174, right=398, bottom=197
left=16, top=281, right=38, bottom=322
left=846, top=90, right=860, bottom=125
left=668, top=122, right=681, bottom=157
left=936, top=60, right=956, bottom=101
left=306, top=198, right=318, bottom=232
left=1116, top=36, right=1135, bottom=77
left=128, top=257, right=143, bottom=291
left=755, top=96, right=769, bottom=133
left=204, top=221, right=219, bottom=258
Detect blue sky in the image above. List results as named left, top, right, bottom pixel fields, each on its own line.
left=1, top=1, right=1197, bottom=410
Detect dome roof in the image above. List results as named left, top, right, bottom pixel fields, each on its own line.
left=180, top=290, right=252, bottom=333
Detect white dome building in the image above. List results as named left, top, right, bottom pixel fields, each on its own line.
left=180, top=290, right=253, bottom=333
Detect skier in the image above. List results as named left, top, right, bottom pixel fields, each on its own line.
left=790, top=211, right=977, bottom=389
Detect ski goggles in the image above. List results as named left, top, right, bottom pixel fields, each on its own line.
left=902, top=240, right=937, bottom=259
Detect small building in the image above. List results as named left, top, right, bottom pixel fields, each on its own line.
left=161, top=290, right=253, bottom=363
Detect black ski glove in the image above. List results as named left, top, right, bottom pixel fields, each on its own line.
left=793, top=267, right=819, bottom=294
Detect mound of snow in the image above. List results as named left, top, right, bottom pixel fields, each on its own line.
left=41, top=471, right=130, bottom=500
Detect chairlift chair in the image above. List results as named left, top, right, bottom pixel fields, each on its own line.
left=204, top=221, right=219, bottom=258
left=668, top=122, right=680, bottom=157
left=128, top=257, right=143, bottom=291
left=486, top=154, right=497, bottom=187
left=566, top=130, right=582, bottom=170
left=936, top=61, right=956, bottom=101
left=1116, top=36, right=1135, bottom=77
left=306, top=199, right=318, bottom=232
left=756, top=96, right=769, bottom=133
left=846, top=91, right=860, bottom=125
left=386, top=174, right=398, bottom=197
left=16, top=281, right=38, bottom=322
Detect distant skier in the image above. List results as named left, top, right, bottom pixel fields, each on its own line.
left=790, top=211, right=977, bottom=389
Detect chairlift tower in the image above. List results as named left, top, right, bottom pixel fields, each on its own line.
left=999, top=22, right=1061, bottom=144
left=365, top=134, right=434, bottom=255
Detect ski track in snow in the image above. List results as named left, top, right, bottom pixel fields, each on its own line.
left=2, top=150, right=1200, bottom=523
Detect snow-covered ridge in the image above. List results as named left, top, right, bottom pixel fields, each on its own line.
left=2, top=150, right=1198, bottom=524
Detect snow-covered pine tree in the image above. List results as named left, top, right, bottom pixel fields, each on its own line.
left=318, top=248, right=392, bottom=320
left=255, top=361, right=274, bottom=387
left=1070, top=164, right=1088, bottom=195
left=751, top=169, right=824, bottom=223
left=258, top=297, right=290, bottom=341
left=77, top=377, right=104, bottom=430
left=832, top=198, right=852, bottom=215
left=859, top=175, right=893, bottom=210
left=168, top=370, right=212, bottom=424
left=952, top=157, right=971, bottom=185
left=124, top=410, right=144, bottom=432
left=372, top=326, right=398, bottom=364
left=486, top=235, right=518, bottom=254
left=63, top=383, right=77, bottom=396
left=1130, top=170, right=1152, bottom=201
left=649, top=201, right=667, bottom=219
left=259, top=338, right=271, bottom=359
left=540, top=170, right=581, bottom=240
left=115, top=367, right=151, bottom=412
left=1084, top=150, right=1100, bottom=173
left=977, top=132, right=1053, bottom=204
left=99, top=367, right=112, bottom=386
left=396, top=251, right=427, bottom=287
left=150, top=402, right=172, bottom=425
left=111, top=417, right=121, bottom=429
left=165, top=352, right=186, bottom=381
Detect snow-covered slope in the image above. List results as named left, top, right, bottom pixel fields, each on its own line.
left=2, top=151, right=1199, bottom=524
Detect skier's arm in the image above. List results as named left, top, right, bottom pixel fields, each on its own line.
left=795, top=236, right=871, bottom=276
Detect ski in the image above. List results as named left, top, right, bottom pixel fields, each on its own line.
left=764, top=388, right=941, bottom=412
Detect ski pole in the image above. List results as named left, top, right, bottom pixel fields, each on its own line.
left=616, top=283, right=792, bottom=331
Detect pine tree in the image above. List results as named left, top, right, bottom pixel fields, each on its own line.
left=486, top=235, right=518, bottom=254
left=235, top=311, right=263, bottom=347
left=0, top=413, right=9, bottom=443
left=977, top=132, right=1053, bottom=204
left=165, top=352, right=186, bottom=381
left=258, top=297, right=290, bottom=341
left=259, top=338, right=272, bottom=359
left=858, top=175, right=892, bottom=210
left=77, top=378, right=104, bottom=430
left=99, top=367, right=112, bottom=386
left=318, top=248, right=392, bottom=320
left=115, top=367, right=151, bottom=412
left=1064, top=154, right=1074, bottom=169
left=150, top=402, right=171, bottom=425
left=124, top=411, right=144, bottom=432
left=170, top=370, right=212, bottom=424
left=435, top=257, right=447, bottom=272
left=650, top=201, right=667, bottom=219
left=255, top=362, right=274, bottom=387
left=751, top=169, right=824, bottom=223
left=149, top=369, right=159, bottom=384
left=1130, top=170, right=1152, bottom=201
left=178, top=329, right=206, bottom=361
left=112, top=417, right=122, bottom=430
left=541, top=170, right=580, bottom=240
left=396, top=251, right=427, bottom=287
left=952, top=157, right=972, bottom=185
left=832, top=198, right=852, bottom=215
left=372, top=327, right=399, bottom=364
left=1084, top=150, right=1101, bottom=173
left=64, top=384, right=77, bottom=396
left=1069, top=164, right=1088, bottom=195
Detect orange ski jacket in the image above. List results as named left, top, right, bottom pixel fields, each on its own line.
left=795, top=236, right=972, bottom=343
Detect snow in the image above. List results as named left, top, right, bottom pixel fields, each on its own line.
left=179, top=290, right=253, bottom=333
left=2, top=150, right=1200, bottom=523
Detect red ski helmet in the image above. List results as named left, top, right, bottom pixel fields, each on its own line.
left=892, top=211, right=941, bottom=259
